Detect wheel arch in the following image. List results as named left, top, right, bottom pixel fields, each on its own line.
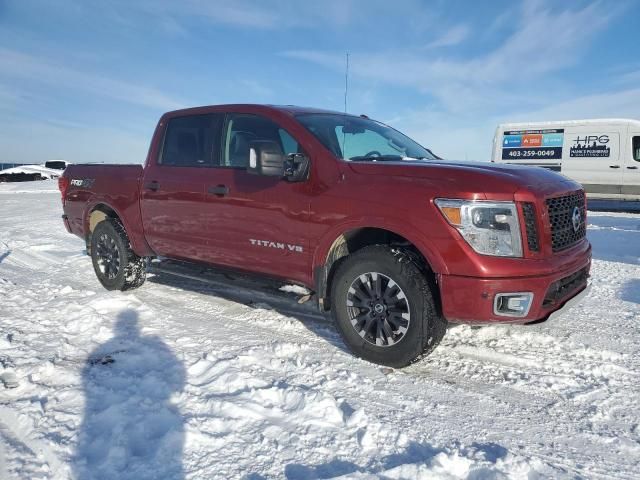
left=83, top=201, right=151, bottom=256
left=83, top=202, right=119, bottom=253
left=313, top=222, right=447, bottom=311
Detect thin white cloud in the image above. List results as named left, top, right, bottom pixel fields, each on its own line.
left=0, top=83, right=23, bottom=108
left=386, top=86, right=640, bottom=161
left=238, top=79, right=274, bottom=98
left=282, top=1, right=618, bottom=115
left=184, top=1, right=281, bottom=28
left=615, top=69, right=640, bottom=86
left=504, top=87, right=640, bottom=123
left=0, top=48, right=187, bottom=111
left=125, top=0, right=362, bottom=31
left=282, top=51, right=343, bottom=70
left=475, top=0, right=613, bottom=82
left=424, top=25, right=470, bottom=49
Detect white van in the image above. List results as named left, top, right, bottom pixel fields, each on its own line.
left=492, top=119, right=640, bottom=199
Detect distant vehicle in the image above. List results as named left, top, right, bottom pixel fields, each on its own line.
left=45, top=160, right=70, bottom=170
left=59, top=104, right=591, bottom=367
left=492, top=119, right=640, bottom=200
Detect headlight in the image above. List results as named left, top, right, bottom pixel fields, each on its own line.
left=435, top=199, right=523, bottom=257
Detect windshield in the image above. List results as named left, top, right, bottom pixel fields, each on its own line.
left=295, top=113, right=438, bottom=161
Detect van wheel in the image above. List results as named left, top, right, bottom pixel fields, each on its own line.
left=90, top=219, right=146, bottom=291
left=330, top=246, right=446, bottom=368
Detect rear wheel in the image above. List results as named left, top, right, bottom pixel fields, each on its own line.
left=90, top=219, right=146, bottom=291
left=330, top=246, right=446, bottom=367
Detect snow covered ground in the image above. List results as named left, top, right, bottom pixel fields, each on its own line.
left=1, top=180, right=639, bottom=479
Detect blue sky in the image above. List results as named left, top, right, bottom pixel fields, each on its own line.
left=1, top=0, right=639, bottom=164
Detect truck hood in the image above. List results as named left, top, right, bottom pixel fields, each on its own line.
left=346, top=159, right=580, bottom=199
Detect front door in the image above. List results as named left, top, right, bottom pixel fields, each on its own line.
left=200, top=113, right=312, bottom=284
left=622, top=133, right=640, bottom=198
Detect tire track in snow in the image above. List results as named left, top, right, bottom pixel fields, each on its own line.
left=0, top=407, right=66, bottom=479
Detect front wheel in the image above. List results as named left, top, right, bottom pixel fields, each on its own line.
left=90, top=219, right=146, bottom=291
left=330, top=246, right=446, bottom=368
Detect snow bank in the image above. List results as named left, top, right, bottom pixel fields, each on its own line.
left=0, top=164, right=62, bottom=179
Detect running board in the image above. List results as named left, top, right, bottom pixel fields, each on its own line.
left=147, top=259, right=325, bottom=323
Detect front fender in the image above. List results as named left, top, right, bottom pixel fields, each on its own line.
left=312, top=217, right=449, bottom=275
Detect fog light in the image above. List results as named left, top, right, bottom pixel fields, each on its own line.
left=494, top=292, right=533, bottom=317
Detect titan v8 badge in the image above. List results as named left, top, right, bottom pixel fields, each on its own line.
left=249, top=239, right=303, bottom=253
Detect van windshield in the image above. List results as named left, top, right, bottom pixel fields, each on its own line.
left=296, top=113, right=438, bottom=161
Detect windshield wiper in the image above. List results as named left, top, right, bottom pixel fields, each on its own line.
left=349, top=155, right=429, bottom=162
left=349, top=155, right=405, bottom=162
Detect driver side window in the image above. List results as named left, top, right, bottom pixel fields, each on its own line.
left=633, top=136, right=640, bottom=162
left=223, top=114, right=299, bottom=168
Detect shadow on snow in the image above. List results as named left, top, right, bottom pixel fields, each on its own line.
left=147, top=259, right=352, bottom=356
left=74, top=309, right=186, bottom=480
left=283, top=441, right=511, bottom=479
left=620, top=278, right=640, bottom=304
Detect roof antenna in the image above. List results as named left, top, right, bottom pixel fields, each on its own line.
left=341, top=52, right=350, bottom=160
left=343, top=52, right=349, bottom=113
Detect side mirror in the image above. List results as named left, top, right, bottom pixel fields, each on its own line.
left=247, top=140, right=285, bottom=177
left=284, top=153, right=310, bottom=182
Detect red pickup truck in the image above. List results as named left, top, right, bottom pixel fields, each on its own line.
left=59, top=104, right=591, bottom=367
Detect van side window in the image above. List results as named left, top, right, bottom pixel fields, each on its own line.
left=223, top=114, right=298, bottom=168
left=633, top=136, right=640, bottom=162
left=161, top=114, right=223, bottom=167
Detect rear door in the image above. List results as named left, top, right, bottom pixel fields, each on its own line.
left=140, top=113, right=224, bottom=261
left=622, top=131, right=640, bottom=198
left=199, top=113, right=312, bottom=283
left=561, top=126, right=623, bottom=197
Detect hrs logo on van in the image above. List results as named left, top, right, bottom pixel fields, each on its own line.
left=570, top=134, right=610, bottom=158
left=250, top=239, right=303, bottom=253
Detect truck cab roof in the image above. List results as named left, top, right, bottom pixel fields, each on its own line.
left=165, top=104, right=360, bottom=118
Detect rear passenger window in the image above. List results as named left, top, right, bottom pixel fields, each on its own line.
left=223, top=114, right=299, bottom=168
left=161, top=114, right=223, bottom=167
left=633, top=136, right=640, bottom=162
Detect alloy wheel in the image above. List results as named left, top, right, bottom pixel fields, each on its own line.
left=95, top=233, right=121, bottom=280
left=346, top=272, right=411, bottom=347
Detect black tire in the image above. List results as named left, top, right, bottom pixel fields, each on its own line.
left=330, top=246, right=446, bottom=368
left=90, top=219, right=146, bottom=291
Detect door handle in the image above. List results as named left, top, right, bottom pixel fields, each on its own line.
left=145, top=181, right=160, bottom=191
left=609, top=165, right=621, bottom=169
left=627, top=166, right=639, bottom=170
left=208, top=185, right=229, bottom=196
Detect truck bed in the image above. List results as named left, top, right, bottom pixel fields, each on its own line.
left=62, top=164, right=150, bottom=255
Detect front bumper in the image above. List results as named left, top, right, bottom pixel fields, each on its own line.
left=542, top=281, right=591, bottom=324
left=439, top=254, right=591, bottom=324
